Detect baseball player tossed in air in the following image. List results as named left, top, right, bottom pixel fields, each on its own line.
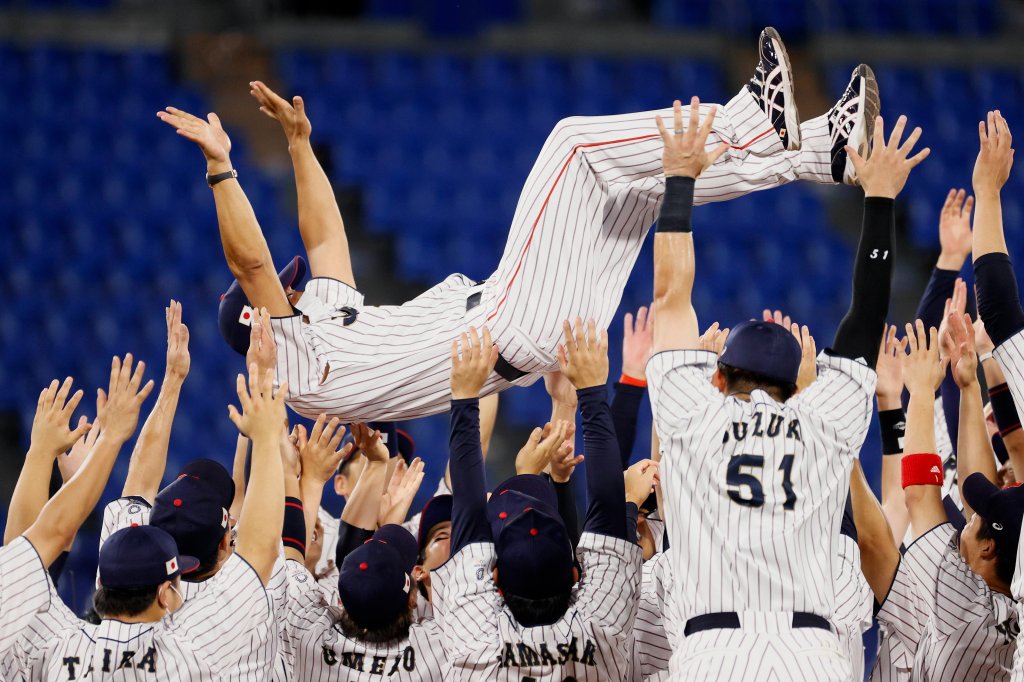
left=644, top=81, right=929, bottom=678
left=433, top=323, right=645, bottom=681
left=158, top=27, right=878, bottom=422
left=5, top=362, right=288, bottom=681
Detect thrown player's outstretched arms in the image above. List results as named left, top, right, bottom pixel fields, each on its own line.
left=559, top=318, right=633, bottom=540
left=448, top=327, right=499, bottom=554
left=975, top=319, right=1024, bottom=475
left=249, top=81, right=355, bottom=287
left=972, top=112, right=1023, bottom=348
left=121, top=300, right=190, bottom=503
left=875, top=325, right=910, bottom=544
left=229, top=363, right=288, bottom=585
left=849, top=460, right=900, bottom=602
left=832, top=116, right=930, bottom=366
left=24, top=356, right=154, bottom=567
left=157, top=106, right=291, bottom=316
left=947, top=311, right=998, bottom=519
left=4, top=378, right=90, bottom=544
left=652, top=98, right=727, bottom=353
left=900, top=321, right=948, bottom=541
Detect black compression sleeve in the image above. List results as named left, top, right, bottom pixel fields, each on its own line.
left=611, top=382, right=645, bottom=468
left=448, top=399, right=491, bottom=554
left=975, top=253, right=1024, bottom=346
left=551, top=478, right=581, bottom=548
left=656, top=176, right=695, bottom=232
left=335, top=521, right=373, bottom=568
left=579, top=386, right=628, bottom=539
left=831, top=197, right=895, bottom=366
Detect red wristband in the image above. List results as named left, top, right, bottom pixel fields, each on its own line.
left=619, top=373, right=647, bottom=388
left=901, top=453, right=944, bottom=488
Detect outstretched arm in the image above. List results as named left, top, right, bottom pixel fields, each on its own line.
left=23, top=356, right=154, bottom=567
left=250, top=81, right=355, bottom=286
left=875, top=325, right=910, bottom=543
left=901, top=321, right=948, bottom=541
left=976, top=319, right=1024, bottom=475
left=850, top=460, right=900, bottom=602
left=157, top=107, right=291, bottom=316
left=651, top=98, right=727, bottom=354
left=831, top=116, right=929, bottom=366
left=122, top=300, right=190, bottom=502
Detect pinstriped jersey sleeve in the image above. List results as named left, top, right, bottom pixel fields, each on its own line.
left=99, top=496, right=152, bottom=547
left=575, top=532, right=643, bottom=640
left=995, top=329, right=1024, bottom=432
left=633, top=552, right=672, bottom=679
left=647, top=350, right=723, bottom=434
left=0, top=538, right=52, bottom=657
left=790, top=352, right=876, bottom=448
left=432, top=542, right=498, bottom=660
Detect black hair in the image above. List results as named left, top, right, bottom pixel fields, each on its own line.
left=93, top=584, right=161, bottom=619
left=337, top=608, right=414, bottom=644
left=977, top=518, right=1016, bottom=585
left=718, top=363, right=797, bottom=402
left=502, top=589, right=572, bottom=627
left=183, top=529, right=230, bottom=582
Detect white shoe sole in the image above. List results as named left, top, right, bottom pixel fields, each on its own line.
left=844, top=65, right=880, bottom=186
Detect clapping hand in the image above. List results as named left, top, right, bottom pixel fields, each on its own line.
left=249, top=80, right=312, bottom=145
left=157, top=107, right=232, bottom=169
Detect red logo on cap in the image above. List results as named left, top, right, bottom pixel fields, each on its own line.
left=173, top=499, right=183, bottom=507
left=498, top=512, right=507, bottom=520
left=359, top=562, right=369, bottom=571
left=529, top=528, right=539, bottom=537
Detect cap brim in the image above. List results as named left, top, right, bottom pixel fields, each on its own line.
left=963, top=472, right=1000, bottom=519
left=178, top=555, right=201, bottom=575
left=279, top=256, right=307, bottom=291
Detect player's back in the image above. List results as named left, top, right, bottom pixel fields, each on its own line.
left=649, top=350, right=875, bottom=624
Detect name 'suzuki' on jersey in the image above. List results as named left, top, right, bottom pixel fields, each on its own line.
left=722, top=411, right=803, bottom=446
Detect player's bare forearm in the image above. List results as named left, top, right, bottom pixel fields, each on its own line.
left=652, top=232, right=699, bottom=353
left=880, top=455, right=910, bottom=545
left=904, top=388, right=938, bottom=456
left=299, top=475, right=326, bottom=549
left=236, top=431, right=285, bottom=584
left=4, top=447, right=58, bottom=544
left=340, top=459, right=387, bottom=531
left=480, top=393, right=500, bottom=458
left=956, top=381, right=997, bottom=518
left=120, top=379, right=181, bottom=502
left=849, top=461, right=900, bottom=602
left=289, top=141, right=356, bottom=286
left=230, top=435, right=248, bottom=521
left=903, top=390, right=947, bottom=538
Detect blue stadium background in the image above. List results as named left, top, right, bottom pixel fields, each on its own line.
left=1, top=0, right=1022, bottom=675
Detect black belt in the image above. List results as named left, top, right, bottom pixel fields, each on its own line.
left=683, top=612, right=831, bottom=636
left=466, top=291, right=528, bottom=382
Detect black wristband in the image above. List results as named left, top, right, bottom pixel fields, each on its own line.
left=282, top=496, right=306, bottom=557
left=656, top=176, right=695, bottom=233
left=879, top=408, right=906, bottom=455
left=206, top=169, right=238, bottom=187
left=989, top=384, right=1021, bottom=436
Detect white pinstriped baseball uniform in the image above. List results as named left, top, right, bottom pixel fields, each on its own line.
left=96, top=497, right=292, bottom=681
left=273, top=88, right=837, bottom=423
left=876, top=523, right=1017, bottom=681
left=628, top=551, right=677, bottom=682
left=0, top=537, right=52, bottom=660
left=648, top=349, right=876, bottom=680
left=5, top=553, right=279, bottom=681
left=431, top=532, right=643, bottom=681
left=834, top=534, right=873, bottom=682
left=1011, top=527, right=1024, bottom=681
left=280, top=560, right=444, bottom=681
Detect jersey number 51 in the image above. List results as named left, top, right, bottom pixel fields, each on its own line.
left=726, top=454, right=796, bottom=510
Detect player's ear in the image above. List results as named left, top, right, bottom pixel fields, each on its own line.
left=572, top=565, right=581, bottom=585
left=334, top=473, right=348, bottom=497
left=711, top=368, right=727, bottom=394
left=491, top=567, right=500, bottom=586
left=978, top=536, right=998, bottom=560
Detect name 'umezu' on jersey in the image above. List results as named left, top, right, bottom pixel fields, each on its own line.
left=647, top=348, right=876, bottom=623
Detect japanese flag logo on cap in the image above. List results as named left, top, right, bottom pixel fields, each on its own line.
left=221, top=508, right=229, bottom=528
left=166, top=557, right=179, bottom=575
left=238, top=306, right=255, bottom=327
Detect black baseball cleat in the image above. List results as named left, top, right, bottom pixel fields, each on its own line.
left=828, top=64, right=880, bottom=186
left=747, top=27, right=801, bottom=151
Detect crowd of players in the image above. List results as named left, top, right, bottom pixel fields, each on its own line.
left=2, top=25, right=1024, bottom=682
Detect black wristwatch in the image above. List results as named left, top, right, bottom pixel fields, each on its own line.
left=206, top=169, right=238, bottom=187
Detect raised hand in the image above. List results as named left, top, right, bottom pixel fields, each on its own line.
left=625, top=459, right=660, bottom=507
left=228, top=364, right=287, bottom=444
left=791, top=323, right=817, bottom=392
left=622, top=306, right=654, bottom=380
left=515, top=420, right=571, bottom=476
left=698, top=322, right=730, bottom=355
left=973, top=317, right=995, bottom=357
left=281, top=423, right=303, bottom=480
left=847, top=115, right=930, bottom=199
left=937, top=189, right=974, bottom=270
left=299, top=414, right=346, bottom=485
left=99, top=355, right=156, bottom=443
left=249, top=80, right=312, bottom=145
left=156, top=107, right=232, bottom=168
left=558, top=318, right=609, bottom=390
left=656, top=97, right=728, bottom=179
left=165, top=300, right=191, bottom=383
left=349, top=423, right=389, bottom=463
left=973, top=110, right=1014, bottom=196
left=246, top=307, right=278, bottom=377
left=543, top=371, right=578, bottom=407
left=902, top=321, right=946, bottom=396
left=450, top=326, right=498, bottom=400
left=30, top=378, right=90, bottom=459
left=58, top=390, right=106, bottom=482
left=946, top=311, right=979, bottom=388
left=938, top=278, right=968, bottom=359
left=875, top=325, right=905, bottom=408
left=379, top=457, right=426, bottom=526
left=762, top=309, right=792, bottom=329
left=548, top=429, right=584, bottom=484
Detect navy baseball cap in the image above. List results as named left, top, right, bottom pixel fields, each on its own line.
left=495, top=507, right=574, bottom=600
left=962, top=473, right=1024, bottom=562
left=99, top=525, right=199, bottom=589
left=417, top=494, right=453, bottom=554
left=176, top=458, right=235, bottom=510
left=396, top=429, right=415, bottom=463
left=488, top=475, right=559, bottom=539
left=338, top=524, right=418, bottom=629
left=150, top=477, right=230, bottom=567
left=218, top=255, right=307, bottom=356
left=719, top=320, right=802, bottom=386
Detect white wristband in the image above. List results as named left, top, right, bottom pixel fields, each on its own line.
left=979, top=352, right=994, bottom=364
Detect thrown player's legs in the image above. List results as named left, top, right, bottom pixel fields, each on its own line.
left=486, top=33, right=878, bottom=372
